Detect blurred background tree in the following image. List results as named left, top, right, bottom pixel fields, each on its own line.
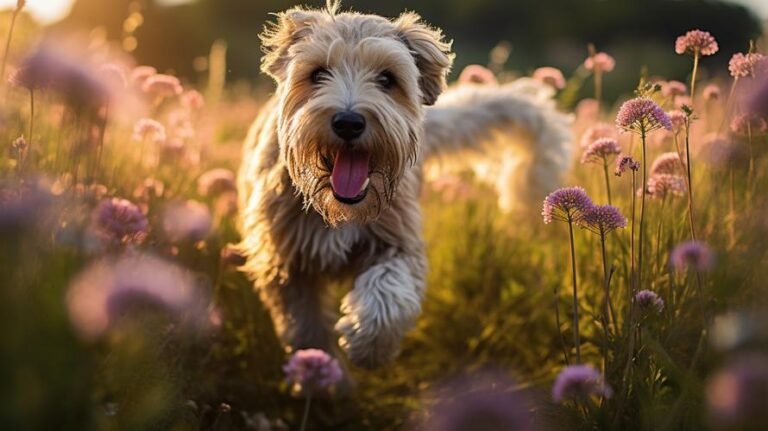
left=42, top=0, right=764, bottom=100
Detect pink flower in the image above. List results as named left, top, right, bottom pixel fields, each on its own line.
left=730, top=114, right=768, bottom=136
left=283, top=349, right=343, bottom=395
left=675, top=30, right=719, bottom=56
left=584, top=52, right=616, bottom=73
left=670, top=240, right=715, bottom=272
left=142, top=74, right=183, bottom=98
left=581, top=138, right=621, bottom=164
left=635, top=290, right=664, bottom=315
left=650, top=152, right=684, bottom=175
left=162, top=200, right=212, bottom=242
left=729, top=53, right=765, bottom=79
left=646, top=174, right=686, bottom=199
left=616, top=97, right=673, bottom=134
left=457, top=65, right=498, bottom=85
left=532, top=66, right=566, bottom=89
left=667, top=110, right=687, bottom=133
left=661, top=80, right=687, bottom=97
left=132, top=118, right=166, bottom=143
left=181, top=90, right=205, bottom=110
left=66, top=253, right=209, bottom=340
left=130, top=65, right=157, bottom=86
left=197, top=168, right=236, bottom=197
left=552, top=365, right=612, bottom=402
left=702, top=84, right=721, bottom=101
left=579, top=122, right=618, bottom=148
left=98, top=64, right=128, bottom=89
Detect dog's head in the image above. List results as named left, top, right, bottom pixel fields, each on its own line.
left=260, top=1, right=453, bottom=226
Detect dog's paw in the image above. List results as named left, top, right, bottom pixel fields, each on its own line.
left=335, top=312, right=402, bottom=369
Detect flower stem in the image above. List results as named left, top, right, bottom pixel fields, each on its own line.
left=0, top=8, right=20, bottom=92
left=690, top=51, right=700, bottom=106
left=683, top=117, right=698, bottom=242
left=26, top=89, right=34, bottom=172
left=638, top=130, right=647, bottom=291
left=602, top=160, right=612, bottom=205
left=554, top=284, right=570, bottom=365
left=567, top=219, right=581, bottom=363
left=300, top=395, right=312, bottom=431
left=600, top=233, right=610, bottom=371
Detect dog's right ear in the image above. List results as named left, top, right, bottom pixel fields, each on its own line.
left=260, top=8, right=324, bottom=82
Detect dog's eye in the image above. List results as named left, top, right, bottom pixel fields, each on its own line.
left=376, top=71, right=396, bottom=90
left=310, top=68, right=331, bottom=84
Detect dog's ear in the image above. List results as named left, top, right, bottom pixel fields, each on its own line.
left=260, top=8, right=324, bottom=81
left=394, top=13, right=454, bottom=105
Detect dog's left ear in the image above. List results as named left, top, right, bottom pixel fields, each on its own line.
left=260, top=7, right=325, bottom=81
left=394, top=13, right=454, bottom=105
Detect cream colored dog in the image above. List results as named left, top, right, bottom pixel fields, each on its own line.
left=238, top=1, right=571, bottom=368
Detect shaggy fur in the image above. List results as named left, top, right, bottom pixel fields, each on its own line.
left=238, top=2, right=571, bottom=368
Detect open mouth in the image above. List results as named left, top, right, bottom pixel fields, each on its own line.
left=330, top=147, right=370, bottom=204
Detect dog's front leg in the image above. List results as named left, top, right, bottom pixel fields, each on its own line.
left=336, top=248, right=426, bottom=368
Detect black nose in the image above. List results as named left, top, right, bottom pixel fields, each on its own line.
left=331, top=111, right=366, bottom=140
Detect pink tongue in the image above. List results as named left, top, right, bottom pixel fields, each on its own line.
left=331, top=149, right=370, bottom=199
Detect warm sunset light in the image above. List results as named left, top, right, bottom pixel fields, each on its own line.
left=0, top=0, right=73, bottom=23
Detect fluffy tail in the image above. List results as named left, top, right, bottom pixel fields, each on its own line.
left=423, top=78, right=572, bottom=213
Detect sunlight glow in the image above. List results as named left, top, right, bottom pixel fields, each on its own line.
left=0, top=0, right=74, bottom=24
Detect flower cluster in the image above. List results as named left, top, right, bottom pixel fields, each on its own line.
left=650, top=152, right=684, bottom=175
left=552, top=365, right=613, bottom=402
left=532, top=67, right=566, bottom=89
left=616, top=97, right=672, bottom=134
left=132, top=118, right=167, bottom=143
left=728, top=53, right=765, bottom=79
left=542, top=187, right=593, bottom=224
left=729, top=114, right=768, bottom=136
left=635, top=290, right=664, bottom=315
left=615, top=155, right=640, bottom=176
left=283, top=349, right=343, bottom=395
left=675, top=29, right=719, bottom=56
left=670, top=240, right=715, bottom=272
left=661, top=80, right=687, bottom=97
left=580, top=138, right=621, bottom=164
left=584, top=52, right=616, bottom=73
left=92, top=198, right=148, bottom=245
left=579, top=204, right=627, bottom=235
left=646, top=174, right=686, bottom=199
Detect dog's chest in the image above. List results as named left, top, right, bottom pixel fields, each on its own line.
left=296, top=219, right=370, bottom=272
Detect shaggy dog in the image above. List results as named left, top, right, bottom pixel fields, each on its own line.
left=238, top=1, right=571, bottom=368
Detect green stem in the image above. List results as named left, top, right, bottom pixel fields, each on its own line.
left=300, top=395, right=312, bottom=431
left=0, top=9, right=19, bottom=92
left=603, top=159, right=613, bottom=205
left=683, top=117, right=697, bottom=242
left=690, top=51, right=700, bottom=106
left=554, top=284, right=570, bottom=365
left=26, top=89, right=34, bottom=172
left=638, top=130, right=647, bottom=291
left=568, top=219, right=581, bottom=363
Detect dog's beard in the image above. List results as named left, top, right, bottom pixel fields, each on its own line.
left=281, top=110, right=419, bottom=227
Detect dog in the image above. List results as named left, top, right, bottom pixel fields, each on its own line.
left=238, top=1, right=571, bottom=369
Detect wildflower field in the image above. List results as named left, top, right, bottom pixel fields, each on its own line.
left=2, top=1, right=768, bottom=430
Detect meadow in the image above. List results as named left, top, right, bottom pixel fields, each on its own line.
left=1, top=2, right=768, bottom=430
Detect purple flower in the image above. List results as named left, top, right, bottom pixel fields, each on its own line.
left=580, top=138, right=621, bottom=164
left=616, top=97, right=672, bottom=134
left=707, top=354, right=768, bottom=429
left=283, top=349, right=343, bottom=395
left=92, top=198, right=148, bottom=245
left=635, top=289, right=664, bottom=315
left=132, top=118, right=166, bottom=143
left=542, top=186, right=594, bottom=224
left=670, top=240, right=715, bottom=272
left=646, top=174, right=686, bottom=199
left=552, top=364, right=612, bottom=402
left=579, top=122, right=618, bottom=148
left=0, top=178, right=53, bottom=230
left=421, top=374, right=532, bottom=431
left=580, top=204, right=627, bottom=235
left=584, top=52, right=616, bottom=73
left=675, top=30, right=719, bottom=56
left=66, top=253, right=209, bottom=340
left=532, top=67, right=566, bottom=89
left=615, top=155, right=640, bottom=176
left=162, top=200, right=212, bottom=242
left=729, top=53, right=765, bottom=79
left=650, top=152, right=684, bottom=175
left=197, top=169, right=237, bottom=197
